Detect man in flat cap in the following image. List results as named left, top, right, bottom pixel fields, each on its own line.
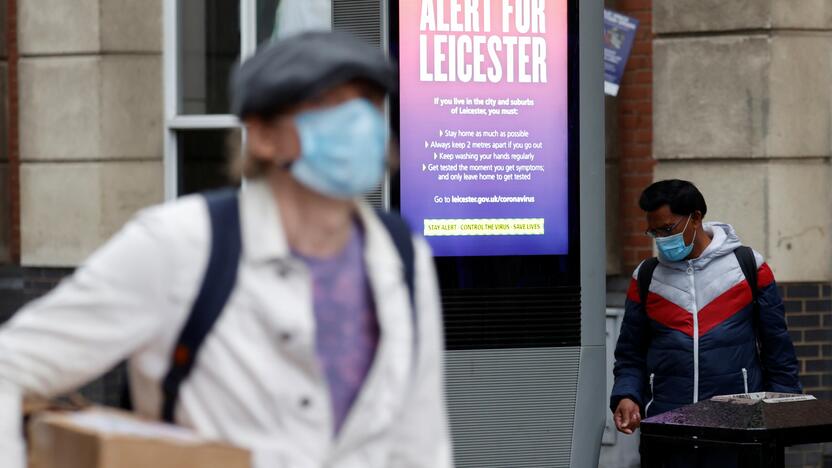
left=0, top=32, right=452, bottom=468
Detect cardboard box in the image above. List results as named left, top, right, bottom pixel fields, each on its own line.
left=28, top=408, right=250, bottom=468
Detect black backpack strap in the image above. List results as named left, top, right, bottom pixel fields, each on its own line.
left=161, top=189, right=242, bottom=423
left=374, top=210, right=417, bottom=342
left=637, top=257, right=660, bottom=307
left=734, top=246, right=758, bottom=303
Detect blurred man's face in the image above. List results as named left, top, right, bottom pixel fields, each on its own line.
left=294, top=80, right=385, bottom=115
left=245, top=81, right=385, bottom=168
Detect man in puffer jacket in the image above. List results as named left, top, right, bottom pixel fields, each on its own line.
left=610, top=179, right=801, bottom=438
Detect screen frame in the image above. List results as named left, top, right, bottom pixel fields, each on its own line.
left=388, top=0, right=581, bottom=290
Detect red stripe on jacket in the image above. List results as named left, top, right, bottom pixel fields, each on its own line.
left=645, top=293, right=694, bottom=337
left=626, top=262, right=775, bottom=338
left=697, top=280, right=753, bottom=337
left=627, top=278, right=641, bottom=303
left=758, top=263, right=774, bottom=288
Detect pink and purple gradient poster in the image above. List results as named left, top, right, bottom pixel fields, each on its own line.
left=399, top=0, right=569, bottom=257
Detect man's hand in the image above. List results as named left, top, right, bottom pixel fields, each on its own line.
left=614, top=398, right=641, bottom=434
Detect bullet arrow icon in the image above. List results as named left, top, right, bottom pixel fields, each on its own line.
left=433, top=152, right=437, bottom=160
left=422, top=164, right=427, bottom=171
left=424, top=141, right=429, bottom=148
left=439, top=129, right=443, bottom=137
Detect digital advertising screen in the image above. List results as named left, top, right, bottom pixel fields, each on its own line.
left=399, top=0, right=570, bottom=257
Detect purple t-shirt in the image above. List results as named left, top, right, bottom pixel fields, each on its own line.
left=295, top=223, right=379, bottom=434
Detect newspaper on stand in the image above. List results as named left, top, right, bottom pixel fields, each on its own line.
left=711, top=392, right=816, bottom=404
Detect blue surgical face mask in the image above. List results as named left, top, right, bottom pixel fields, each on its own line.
left=655, top=215, right=695, bottom=262
left=290, top=98, right=387, bottom=199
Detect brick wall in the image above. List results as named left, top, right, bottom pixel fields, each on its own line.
left=782, top=282, right=832, bottom=468
left=614, top=0, right=654, bottom=273
left=783, top=282, right=832, bottom=399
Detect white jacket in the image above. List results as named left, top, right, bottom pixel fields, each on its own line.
left=0, top=180, right=453, bottom=468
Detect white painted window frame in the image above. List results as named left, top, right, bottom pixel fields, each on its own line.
left=163, top=0, right=392, bottom=209
left=162, top=0, right=258, bottom=200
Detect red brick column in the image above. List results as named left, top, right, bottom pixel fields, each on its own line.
left=5, top=0, right=20, bottom=264
left=616, top=0, right=654, bottom=273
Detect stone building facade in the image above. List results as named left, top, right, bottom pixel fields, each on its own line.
left=0, top=0, right=830, bottom=466
left=11, top=0, right=164, bottom=267
left=605, top=0, right=832, bottom=466
left=0, top=0, right=165, bottom=403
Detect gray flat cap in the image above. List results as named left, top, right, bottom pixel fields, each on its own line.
left=231, top=31, right=397, bottom=118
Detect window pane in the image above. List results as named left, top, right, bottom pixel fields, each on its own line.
left=257, top=0, right=279, bottom=45
left=260, top=0, right=331, bottom=44
left=178, top=1, right=240, bottom=115
left=177, top=129, right=237, bottom=196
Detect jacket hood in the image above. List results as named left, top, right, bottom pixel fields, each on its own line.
left=657, top=221, right=743, bottom=270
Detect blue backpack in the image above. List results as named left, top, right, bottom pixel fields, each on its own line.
left=158, top=189, right=416, bottom=423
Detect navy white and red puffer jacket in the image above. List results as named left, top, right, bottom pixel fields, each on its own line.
left=610, top=222, right=801, bottom=417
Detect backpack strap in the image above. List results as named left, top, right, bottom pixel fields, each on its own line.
left=734, top=246, right=759, bottom=304
left=161, top=189, right=242, bottom=423
left=734, top=246, right=762, bottom=350
left=637, top=257, right=660, bottom=307
left=374, top=210, right=417, bottom=344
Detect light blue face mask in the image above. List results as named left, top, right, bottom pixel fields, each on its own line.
left=655, top=215, right=695, bottom=262
left=290, top=98, right=387, bottom=199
